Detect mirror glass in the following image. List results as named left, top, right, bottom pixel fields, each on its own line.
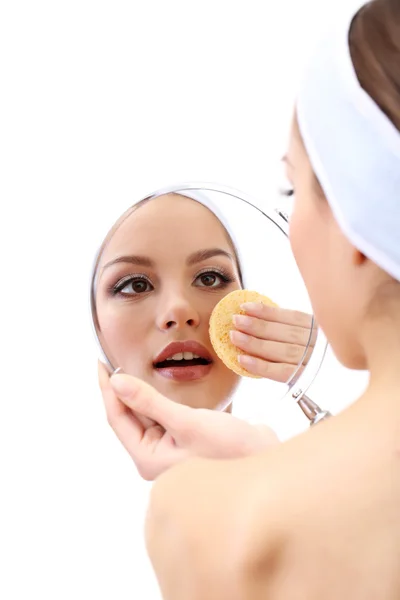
left=90, top=185, right=324, bottom=415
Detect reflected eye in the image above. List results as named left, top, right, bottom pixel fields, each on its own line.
left=198, top=273, right=219, bottom=287
left=194, top=269, right=234, bottom=289
left=113, top=275, right=154, bottom=296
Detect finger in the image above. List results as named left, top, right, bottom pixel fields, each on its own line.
left=230, top=331, right=306, bottom=365
left=238, top=354, right=305, bottom=382
left=110, top=373, right=194, bottom=435
left=240, top=303, right=314, bottom=329
left=98, top=361, right=146, bottom=453
left=303, top=342, right=315, bottom=366
left=232, top=314, right=316, bottom=347
left=98, top=362, right=156, bottom=430
left=253, top=424, right=280, bottom=445
left=99, top=363, right=190, bottom=480
left=113, top=367, right=164, bottom=430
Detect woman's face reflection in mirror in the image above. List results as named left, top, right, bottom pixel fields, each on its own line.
left=94, top=193, right=243, bottom=410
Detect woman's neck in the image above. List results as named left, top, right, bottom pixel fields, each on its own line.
left=360, top=315, right=400, bottom=414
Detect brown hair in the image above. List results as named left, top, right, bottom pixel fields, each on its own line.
left=304, top=0, right=400, bottom=199
left=347, top=0, right=400, bottom=306
left=349, top=0, right=400, bottom=131
left=353, top=0, right=400, bottom=309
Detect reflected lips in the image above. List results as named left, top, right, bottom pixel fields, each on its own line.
left=153, top=340, right=213, bottom=382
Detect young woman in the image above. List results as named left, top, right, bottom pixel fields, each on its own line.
left=103, top=0, right=400, bottom=597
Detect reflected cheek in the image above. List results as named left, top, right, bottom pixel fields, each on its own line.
left=97, top=304, right=150, bottom=370
left=213, top=355, right=240, bottom=389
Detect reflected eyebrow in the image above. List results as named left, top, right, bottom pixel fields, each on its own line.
left=102, top=255, right=154, bottom=270
left=101, top=248, right=234, bottom=272
left=187, top=248, right=234, bottom=265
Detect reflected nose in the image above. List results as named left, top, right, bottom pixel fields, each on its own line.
left=156, top=292, right=200, bottom=331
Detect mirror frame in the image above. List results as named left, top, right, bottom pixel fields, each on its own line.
left=89, top=181, right=328, bottom=407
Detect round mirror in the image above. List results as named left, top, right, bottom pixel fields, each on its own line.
left=90, top=183, right=327, bottom=417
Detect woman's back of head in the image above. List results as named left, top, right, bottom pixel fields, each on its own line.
left=287, top=0, right=400, bottom=372
left=350, top=0, right=400, bottom=130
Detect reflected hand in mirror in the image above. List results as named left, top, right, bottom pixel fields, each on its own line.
left=231, top=303, right=314, bottom=380
left=91, top=188, right=317, bottom=419
left=99, top=363, right=278, bottom=481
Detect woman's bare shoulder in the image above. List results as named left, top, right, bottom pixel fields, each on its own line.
left=238, top=406, right=400, bottom=599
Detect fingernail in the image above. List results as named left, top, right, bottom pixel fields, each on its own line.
left=230, top=330, right=247, bottom=344
left=240, top=302, right=261, bottom=312
left=233, top=314, right=251, bottom=327
left=238, top=354, right=255, bottom=366
left=113, top=367, right=124, bottom=375
left=110, top=373, right=133, bottom=397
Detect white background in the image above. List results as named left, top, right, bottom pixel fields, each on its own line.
left=1, top=1, right=367, bottom=598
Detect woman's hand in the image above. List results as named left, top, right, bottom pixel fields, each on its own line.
left=98, top=362, right=279, bottom=481
left=230, top=303, right=316, bottom=381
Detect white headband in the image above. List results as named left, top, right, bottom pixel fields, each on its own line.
left=297, top=3, right=400, bottom=281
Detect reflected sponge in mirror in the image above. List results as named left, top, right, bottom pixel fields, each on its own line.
left=209, top=290, right=278, bottom=378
